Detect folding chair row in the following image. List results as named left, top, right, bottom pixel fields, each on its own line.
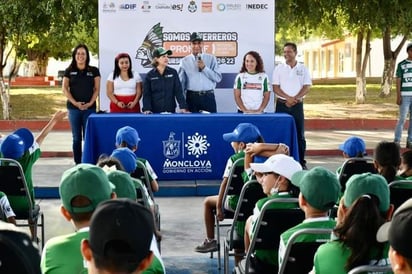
left=347, top=264, right=393, bottom=274
left=338, top=157, right=377, bottom=192
left=0, top=158, right=44, bottom=248
left=235, top=198, right=304, bottom=274
left=278, top=228, right=333, bottom=274
left=389, top=179, right=412, bottom=210
left=213, top=157, right=245, bottom=269
left=223, top=180, right=266, bottom=274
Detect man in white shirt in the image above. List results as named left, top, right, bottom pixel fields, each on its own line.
left=272, top=42, right=312, bottom=169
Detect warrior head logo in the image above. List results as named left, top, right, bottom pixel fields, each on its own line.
left=135, top=23, right=164, bottom=68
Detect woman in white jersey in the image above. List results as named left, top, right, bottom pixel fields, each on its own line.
left=233, top=51, right=270, bottom=113
left=106, top=52, right=143, bottom=113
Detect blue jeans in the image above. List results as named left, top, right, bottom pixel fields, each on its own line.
left=68, top=108, right=95, bottom=164
left=276, top=101, right=306, bottom=165
left=394, top=96, right=412, bottom=143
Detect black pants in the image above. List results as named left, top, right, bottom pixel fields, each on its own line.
left=186, top=91, right=217, bottom=113
left=276, top=100, right=306, bottom=165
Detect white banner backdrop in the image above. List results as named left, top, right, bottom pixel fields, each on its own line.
left=98, top=1, right=275, bottom=112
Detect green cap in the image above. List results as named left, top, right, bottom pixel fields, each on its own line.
left=344, top=173, right=390, bottom=212
left=291, top=166, right=340, bottom=211
left=107, top=170, right=137, bottom=200
left=59, top=164, right=113, bottom=213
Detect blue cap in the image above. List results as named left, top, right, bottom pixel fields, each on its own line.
left=0, top=128, right=34, bottom=159
left=223, top=123, right=261, bottom=143
left=110, top=148, right=137, bottom=173
left=115, top=126, right=141, bottom=148
left=1, top=134, right=25, bottom=159
left=14, top=128, right=34, bottom=151
left=339, top=136, right=366, bottom=157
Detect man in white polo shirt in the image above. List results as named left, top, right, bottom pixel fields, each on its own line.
left=272, top=42, right=312, bottom=169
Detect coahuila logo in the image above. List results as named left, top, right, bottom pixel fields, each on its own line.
left=162, top=131, right=212, bottom=174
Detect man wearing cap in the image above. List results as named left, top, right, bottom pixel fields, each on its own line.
left=0, top=111, right=66, bottom=239
left=272, top=42, right=311, bottom=169
left=81, top=199, right=155, bottom=274
left=242, top=154, right=302, bottom=271
left=178, top=32, right=222, bottom=113
left=195, top=123, right=263, bottom=253
left=395, top=42, right=412, bottom=149
left=41, top=164, right=116, bottom=273
left=377, top=198, right=412, bottom=274
left=142, top=47, right=189, bottom=113
left=0, top=111, right=66, bottom=213
left=313, top=173, right=394, bottom=273
left=41, top=164, right=164, bottom=274
left=278, top=166, right=340, bottom=266
left=115, top=126, right=159, bottom=192
left=336, top=136, right=367, bottom=176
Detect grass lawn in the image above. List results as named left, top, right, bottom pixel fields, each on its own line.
left=0, top=84, right=398, bottom=120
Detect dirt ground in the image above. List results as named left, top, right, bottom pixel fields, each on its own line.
left=304, top=103, right=398, bottom=119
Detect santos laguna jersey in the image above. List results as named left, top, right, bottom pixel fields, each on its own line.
left=233, top=72, right=270, bottom=111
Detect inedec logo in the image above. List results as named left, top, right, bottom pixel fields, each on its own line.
left=245, top=3, right=268, bottom=9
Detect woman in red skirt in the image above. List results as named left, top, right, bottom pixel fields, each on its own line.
left=106, top=53, right=143, bottom=113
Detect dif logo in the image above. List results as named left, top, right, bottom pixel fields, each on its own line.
left=119, top=3, right=137, bottom=10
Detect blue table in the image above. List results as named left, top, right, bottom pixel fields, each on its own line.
left=82, top=113, right=298, bottom=181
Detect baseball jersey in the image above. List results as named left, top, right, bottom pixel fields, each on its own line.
left=396, top=59, right=412, bottom=96
left=313, top=240, right=391, bottom=274
left=0, top=191, right=16, bottom=220
left=233, top=72, right=270, bottom=111
left=223, top=151, right=245, bottom=211
left=278, top=217, right=335, bottom=266
left=272, top=63, right=312, bottom=98
left=1, top=144, right=41, bottom=212
left=107, top=71, right=142, bottom=96
left=41, top=229, right=165, bottom=274
left=250, top=192, right=298, bottom=266
left=138, top=157, right=158, bottom=183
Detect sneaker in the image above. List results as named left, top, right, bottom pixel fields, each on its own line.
left=194, top=239, right=218, bottom=253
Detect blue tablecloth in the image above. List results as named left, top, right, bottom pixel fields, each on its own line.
left=82, top=113, right=298, bottom=180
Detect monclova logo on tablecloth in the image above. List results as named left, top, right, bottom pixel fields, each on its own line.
left=162, top=131, right=212, bottom=174
left=135, top=22, right=238, bottom=68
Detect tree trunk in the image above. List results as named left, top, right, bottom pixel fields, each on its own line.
left=380, top=31, right=407, bottom=97
left=355, top=29, right=372, bottom=104
left=0, top=78, right=10, bottom=120
left=0, top=31, right=11, bottom=119
left=37, top=54, right=48, bottom=76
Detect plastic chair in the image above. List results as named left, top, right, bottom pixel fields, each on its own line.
left=338, top=157, right=377, bottom=192
left=0, top=158, right=44, bottom=248
left=347, top=264, right=392, bottom=274
left=389, top=179, right=412, bottom=210
left=235, top=198, right=304, bottom=274
left=223, top=180, right=265, bottom=274
left=130, top=160, right=160, bottom=234
left=278, top=228, right=333, bottom=274
left=130, top=159, right=155, bottom=200
left=213, top=157, right=245, bottom=269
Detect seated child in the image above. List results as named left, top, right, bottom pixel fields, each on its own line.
left=278, top=166, right=340, bottom=267
left=115, top=126, right=159, bottom=192
left=194, top=123, right=264, bottom=253
left=243, top=154, right=302, bottom=272
left=336, top=136, right=366, bottom=176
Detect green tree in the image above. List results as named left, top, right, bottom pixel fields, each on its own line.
left=378, top=0, right=412, bottom=97
left=0, top=0, right=52, bottom=119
